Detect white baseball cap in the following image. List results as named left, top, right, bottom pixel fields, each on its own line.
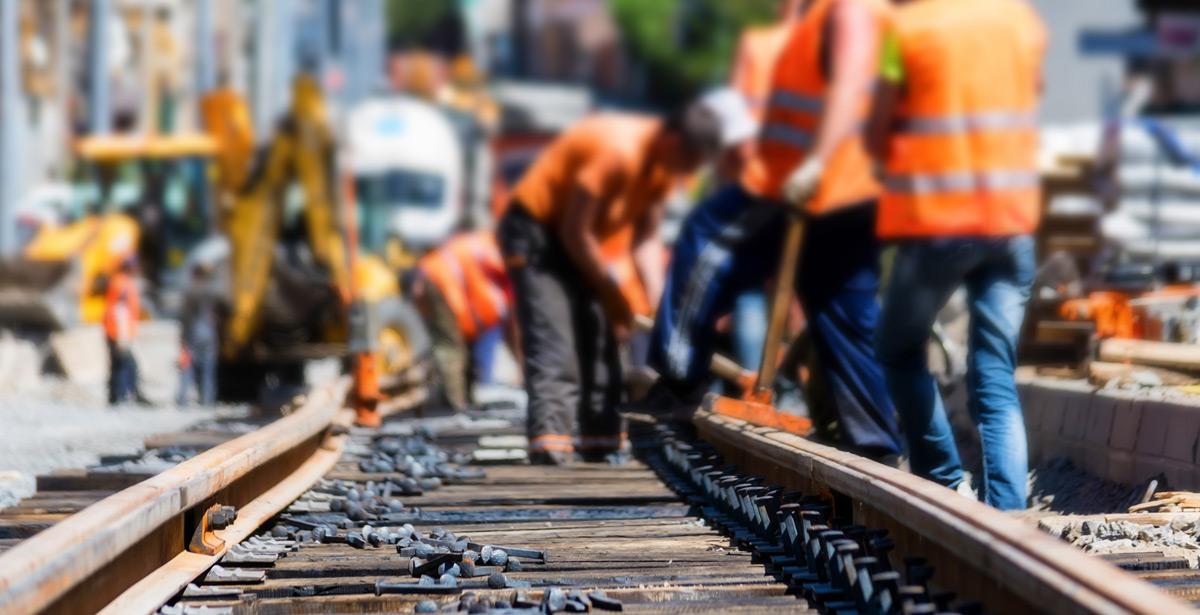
left=698, top=88, right=759, bottom=148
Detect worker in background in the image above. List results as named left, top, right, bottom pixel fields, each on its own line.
left=498, top=105, right=724, bottom=465
left=178, top=263, right=220, bottom=406
left=730, top=0, right=804, bottom=118
left=415, top=230, right=514, bottom=411
left=104, top=256, right=141, bottom=404
left=632, top=0, right=905, bottom=463
left=868, top=0, right=1046, bottom=509
left=722, top=0, right=801, bottom=382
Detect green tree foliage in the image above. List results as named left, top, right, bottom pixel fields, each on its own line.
left=610, top=0, right=779, bottom=107
left=387, top=0, right=458, bottom=47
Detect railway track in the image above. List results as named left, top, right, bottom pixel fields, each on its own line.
left=0, top=382, right=1192, bottom=614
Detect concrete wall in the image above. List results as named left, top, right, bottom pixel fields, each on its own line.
left=1022, top=375, right=1200, bottom=490
left=1031, top=0, right=1141, bottom=124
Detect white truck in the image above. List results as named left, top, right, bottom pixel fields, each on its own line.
left=346, top=97, right=465, bottom=252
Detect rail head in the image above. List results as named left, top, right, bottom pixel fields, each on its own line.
left=0, top=379, right=349, bottom=615
left=693, top=407, right=1191, bottom=615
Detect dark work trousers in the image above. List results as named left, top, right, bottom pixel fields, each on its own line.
left=647, top=183, right=903, bottom=459
left=107, top=340, right=137, bottom=404
left=498, top=204, right=625, bottom=457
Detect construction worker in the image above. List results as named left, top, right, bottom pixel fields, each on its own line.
left=104, top=255, right=140, bottom=404
left=415, top=230, right=514, bottom=411
left=178, top=263, right=220, bottom=406
left=730, top=0, right=804, bottom=118
left=632, top=0, right=905, bottom=462
left=498, top=105, right=723, bottom=465
left=868, top=0, right=1046, bottom=510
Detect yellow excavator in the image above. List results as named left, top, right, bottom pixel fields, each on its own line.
left=200, top=74, right=428, bottom=400
left=1, top=75, right=427, bottom=401
left=0, top=134, right=218, bottom=331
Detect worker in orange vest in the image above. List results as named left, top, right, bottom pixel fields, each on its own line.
left=104, top=255, right=141, bottom=404
left=498, top=105, right=725, bottom=465
left=415, top=231, right=514, bottom=411
left=868, top=0, right=1046, bottom=510
left=730, top=0, right=804, bottom=119
left=633, top=0, right=905, bottom=463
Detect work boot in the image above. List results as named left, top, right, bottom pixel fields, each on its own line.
left=527, top=450, right=572, bottom=466
left=620, top=378, right=703, bottom=420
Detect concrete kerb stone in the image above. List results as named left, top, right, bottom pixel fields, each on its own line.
left=1136, top=399, right=1172, bottom=457
left=1105, top=390, right=1143, bottom=452
left=1084, top=391, right=1117, bottom=447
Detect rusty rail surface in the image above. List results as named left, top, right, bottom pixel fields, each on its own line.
left=692, top=403, right=1192, bottom=615
left=0, top=380, right=351, bottom=615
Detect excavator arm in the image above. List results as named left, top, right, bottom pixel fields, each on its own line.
left=209, top=75, right=352, bottom=357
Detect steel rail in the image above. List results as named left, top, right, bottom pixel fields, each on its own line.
left=0, top=379, right=351, bottom=615
left=693, top=404, right=1192, bottom=615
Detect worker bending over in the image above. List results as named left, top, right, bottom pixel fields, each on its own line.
left=104, top=256, right=141, bottom=405
left=499, top=107, right=722, bottom=465
left=415, top=230, right=514, bottom=411
left=869, top=0, right=1046, bottom=509
left=633, top=0, right=904, bottom=462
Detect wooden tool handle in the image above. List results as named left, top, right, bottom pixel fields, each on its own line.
left=754, top=216, right=805, bottom=399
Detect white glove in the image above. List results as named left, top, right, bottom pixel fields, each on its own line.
left=781, top=157, right=825, bottom=208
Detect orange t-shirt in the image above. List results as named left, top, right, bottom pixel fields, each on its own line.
left=512, top=113, right=674, bottom=245
left=731, top=22, right=793, bottom=119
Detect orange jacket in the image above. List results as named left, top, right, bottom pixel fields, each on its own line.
left=741, top=0, right=890, bottom=215
left=103, top=271, right=140, bottom=343
left=878, top=0, right=1046, bottom=238
left=419, top=231, right=513, bottom=342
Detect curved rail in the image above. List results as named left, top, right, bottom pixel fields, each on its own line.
left=693, top=405, right=1191, bottom=615
left=0, top=380, right=351, bottom=614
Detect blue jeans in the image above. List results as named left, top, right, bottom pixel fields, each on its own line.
left=876, top=236, right=1035, bottom=510
left=648, top=183, right=903, bottom=458
left=732, top=289, right=767, bottom=371
left=472, top=325, right=502, bottom=385
left=178, top=344, right=217, bottom=406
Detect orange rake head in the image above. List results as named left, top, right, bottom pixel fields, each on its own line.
left=703, top=392, right=813, bottom=436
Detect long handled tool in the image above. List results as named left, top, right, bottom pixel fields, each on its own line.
left=705, top=211, right=811, bottom=434
left=633, top=314, right=757, bottom=391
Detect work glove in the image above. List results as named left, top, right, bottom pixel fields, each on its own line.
left=781, top=157, right=825, bottom=209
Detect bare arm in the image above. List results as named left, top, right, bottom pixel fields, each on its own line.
left=632, top=199, right=667, bottom=312
left=811, top=0, right=881, bottom=163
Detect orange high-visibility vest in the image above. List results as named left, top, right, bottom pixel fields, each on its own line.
left=878, top=0, right=1046, bottom=239
left=103, top=271, right=140, bottom=342
left=419, top=232, right=512, bottom=341
left=742, top=0, right=889, bottom=215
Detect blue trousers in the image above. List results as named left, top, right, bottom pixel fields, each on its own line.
left=648, top=184, right=903, bottom=458
left=876, top=236, right=1035, bottom=510
left=178, top=344, right=217, bottom=406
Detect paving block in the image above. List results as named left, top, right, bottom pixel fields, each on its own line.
left=1084, top=393, right=1116, bottom=447
left=1106, top=450, right=1135, bottom=485
left=1136, top=400, right=1171, bottom=456
left=1106, top=393, right=1142, bottom=452
left=1163, top=404, right=1200, bottom=463
left=1061, top=390, right=1091, bottom=441
left=1038, top=388, right=1068, bottom=438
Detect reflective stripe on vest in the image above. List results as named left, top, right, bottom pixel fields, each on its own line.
left=760, top=123, right=814, bottom=150
left=767, top=90, right=824, bottom=115
left=885, top=169, right=1040, bottom=195
left=896, top=110, right=1037, bottom=135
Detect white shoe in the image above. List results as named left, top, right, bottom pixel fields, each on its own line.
left=955, top=479, right=978, bottom=501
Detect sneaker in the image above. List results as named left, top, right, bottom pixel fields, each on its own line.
left=954, top=479, right=978, bottom=501
left=528, top=450, right=572, bottom=466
